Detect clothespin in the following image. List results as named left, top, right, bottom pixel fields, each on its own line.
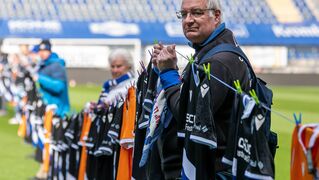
left=249, top=89, right=259, bottom=105
left=234, top=80, right=243, bottom=94
left=202, top=63, right=211, bottom=80
left=187, top=54, right=195, bottom=64
left=293, top=113, right=302, bottom=126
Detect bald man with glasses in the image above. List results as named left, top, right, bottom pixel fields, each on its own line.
left=152, top=0, right=252, bottom=179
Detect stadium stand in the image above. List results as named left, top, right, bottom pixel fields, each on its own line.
left=0, top=0, right=181, bottom=23
left=0, top=0, right=317, bottom=24
left=0, top=0, right=318, bottom=74
left=221, top=0, right=277, bottom=24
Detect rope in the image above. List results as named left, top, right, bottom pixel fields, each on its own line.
left=175, top=50, right=296, bottom=124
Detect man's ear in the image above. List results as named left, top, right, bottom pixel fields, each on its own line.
left=214, top=9, right=221, bottom=22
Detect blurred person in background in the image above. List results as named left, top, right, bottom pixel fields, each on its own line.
left=7, top=53, right=24, bottom=124
left=34, top=39, right=70, bottom=117
left=91, top=48, right=135, bottom=109
left=0, top=51, right=8, bottom=116
left=32, top=39, right=70, bottom=179
left=19, top=44, right=31, bottom=67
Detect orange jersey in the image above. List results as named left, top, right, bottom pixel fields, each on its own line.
left=43, top=107, right=55, bottom=173
left=291, top=124, right=319, bottom=180
left=116, top=87, right=136, bottom=180
left=17, top=114, right=27, bottom=138
left=78, top=112, right=92, bottom=180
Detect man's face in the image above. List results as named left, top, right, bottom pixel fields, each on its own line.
left=38, top=50, right=51, bottom=61
left=19, top=45, right=29, bottom=56
left=110, top=57, right=130, bottom=79
left=181, top=0, right=220, bottom=44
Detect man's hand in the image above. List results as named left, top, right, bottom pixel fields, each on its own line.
left=152, top=43, right=164, bottom=68
left=156, top=44, right=177, bottom=72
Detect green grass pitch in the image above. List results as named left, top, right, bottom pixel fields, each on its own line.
left=0, top=85, right=318, bottom=179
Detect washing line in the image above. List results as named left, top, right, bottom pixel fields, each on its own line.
left=175, top=50, right=296, bottom=125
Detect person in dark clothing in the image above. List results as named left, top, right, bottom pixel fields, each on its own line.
left=152, top=0, right=251, bottom=179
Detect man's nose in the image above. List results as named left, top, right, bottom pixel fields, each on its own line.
left=184, top=13, right=195, bottom=22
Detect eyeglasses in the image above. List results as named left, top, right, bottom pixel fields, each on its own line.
left=176, top=8, right=215, bottom=20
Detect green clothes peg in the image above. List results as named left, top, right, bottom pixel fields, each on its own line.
left=249, top=89, right=260, bottom=105
left=187, top=54, right=195, bottom=64
left=203, top=63, right=211, bottom=80
left=234, top=80, right=243, bottom=94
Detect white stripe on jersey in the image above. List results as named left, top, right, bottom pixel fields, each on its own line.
left=221, top=157, right=233, bottom=166
left=182, top=148, right=196, bottom=180
left=189, top=134, right=217, bottom=149
left=244, top=170, right=273, bottom=180
left=309, top=126, right=319, bottom=148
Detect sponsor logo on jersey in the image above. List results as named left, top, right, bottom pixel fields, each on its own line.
left=254, top=113, right=265, bottom=131
left=185, top=113, right=196, bottom=131
left=238, top=137, right=252, bottom=155
left=237, top=137, right=252, bottom=163
left=200, top=83, right=209, bottom=98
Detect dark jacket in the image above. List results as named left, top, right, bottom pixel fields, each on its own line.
left=160, top=24, right=251, bottom=178
left=38, top=52, right=70, bottom=117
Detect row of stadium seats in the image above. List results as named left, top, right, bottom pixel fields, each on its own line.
left=221, top=0, right=277, bottom=24
left=305, top=0, right=319, bottom=21
left=0, top=0, right=318, bottom=23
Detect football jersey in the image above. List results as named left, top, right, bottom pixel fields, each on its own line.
left=78, top=112, right=92, bottom=180
left=132, top=61, right=151, bottom=180
left=17, top=114, right=27, bottom=138
left=116, top=86, right=136, bottom=180
left=291, top=124, right=319, bottom=180
left=95, top=107, right=116, bottom=180
left=85, top=114, right=100, bottom=180
left=65, top=113, right=82, bottom=179
left=43, top=107, right=55, bottom=173
left=138, top=68, right=158, bottom=129
left=227, top=94, right=275, bottom=180
left=179, top=67, right=217, bottom=180
left=244, top=107, right=274, bottom=180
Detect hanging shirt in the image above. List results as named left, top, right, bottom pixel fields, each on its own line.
left=43, top=105, right=56, bottom=173
left=78, top=112, right=92, bottom=180
left=132, top=61, right=151, bottom=180
left=291, top=124, right=319, bottom=180
left=244, top=106, right=274, bottom=180
left=116, top=86, right=136, bottom=180
left=64, top=113, right=82, bottom=180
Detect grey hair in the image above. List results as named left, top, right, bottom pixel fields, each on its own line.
left=108, top=48, right=133, bottom=70
left=207, top=0, right=223, bottom=21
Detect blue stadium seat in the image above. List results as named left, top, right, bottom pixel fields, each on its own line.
left=292, top=0, right=316, bottom=22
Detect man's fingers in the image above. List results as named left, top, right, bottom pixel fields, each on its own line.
left=153, top=43, right=164, bottom=50
left=153, top=48, right=162, bottom=55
